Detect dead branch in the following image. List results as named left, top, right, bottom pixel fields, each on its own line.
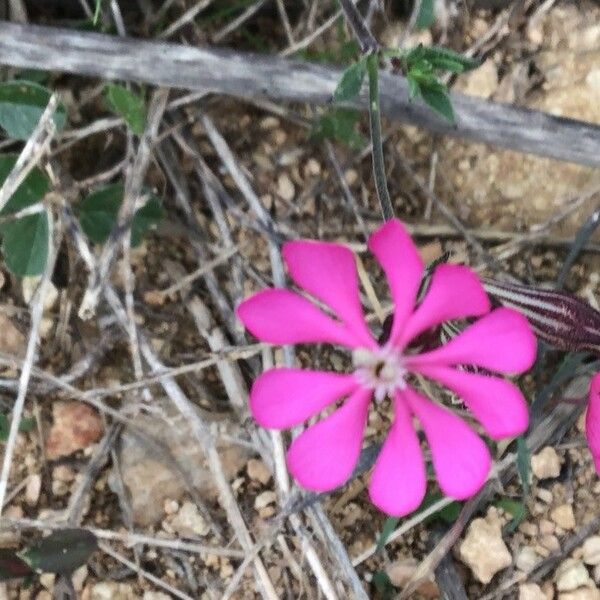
left=0, top=22, right=599, bottom=166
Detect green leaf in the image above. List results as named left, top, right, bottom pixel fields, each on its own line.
left=497, top=497, right=527, bottom=533
left=1, top=212, right=49, bottom=276
left=0, top=82, right=66, bottom=141
left=18, top=529, right=98, bottom=574
left=418, top=491, right=462, bottom=524
left=0, top=155, right=49, bottom=216
left=0, top=414, right=36, bottom=442
left=333, top=59, right=367, bottom=103
left=372, top=571, right=397, bottom=600
left=420, top=84, right=455, bottom=122
left=311, top=108, right=365, bottom=149
left=376, top=517, right=399, bottom=553
left=414, top=46, right=480, bottom=73
left=105, top=84, right=146, bottom=135
left=0, top=549, right=33, bottom=581
left=407, top=74, right=422, bottom=99
left=415, top=0, right=435, bottom=30
left=78, top=184, right=163, bottom=246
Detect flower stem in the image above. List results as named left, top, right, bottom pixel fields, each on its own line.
left=366, top=52, right=394, bottom=221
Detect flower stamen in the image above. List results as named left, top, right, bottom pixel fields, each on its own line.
left=352, top=346, right=407, bottom=402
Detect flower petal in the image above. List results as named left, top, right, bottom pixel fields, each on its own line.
left=367, top=219, right=423, bottom=344
left=283, top=241, right=376, bottom=348
left=250, top=368, right=359, bottom=429
left=586, top=373, right=600, bottom=473
left=368, top=394, right=426, bottom=516
left=407, top=308, right=536, bottom=374
left=287, top=388, right=371, bottom=492
left=405, top=387, right=491, bottom=499
left=400, top=265, right=490, bottom=347
left=414, top=365, right=528, bottom=439
left=237, top=289, right=360, bottom=347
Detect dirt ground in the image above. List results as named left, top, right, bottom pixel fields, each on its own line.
left=1, top=1, right=600, bottom=599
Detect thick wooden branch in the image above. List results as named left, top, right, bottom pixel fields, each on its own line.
left=1, top=21, right=599, bottom=166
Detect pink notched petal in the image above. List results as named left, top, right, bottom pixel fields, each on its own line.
left=287, top=388, right=371, bottom=492
left=408, top=308, right=536, bottom=374
left=400, top=265, right=490, bottom=347
left=586, top=373, right=600, bottom=473
left=250, top=368, right=358, bottom=429
left=237, top=289, right=360, bottom=347
left=404, top=387, right=491, bottom=500
left=283, top=241, right=376, bottom=349
left=369, top=394, right=426, bottom=516
left=414, top=365, right=528, bottom=439
left=368, top=219, right=423, bottom=344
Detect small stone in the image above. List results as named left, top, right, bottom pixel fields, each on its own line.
left=22, top=277, right=58, bottom=311
left=551, top=505, right=576, bottom=530
left=519, top=583, right=548, bottom=600
left=583, top=537, right=600, bottom=566
left=45, top=402, right=103, bottom=460
left=254, top=491, right=277, bottom=510
left=143, top=290, right=165, bottom=306
left=558, top=588, right=600, bottom=600
left=52, top=465, right=75, bottom=483
left=556, top=559, right=591, bottom=592
left=537, top=488, right=554, bottom=504
left=344, top=169, right=358, bottom=186
left=532, top=447, right=562, bottom=479
left=39, top=573, right=55, bottom=590
left=459, top=509, right=512, bottom=583
left=519, top=522, right=539, bottom=537
left=91, top=582, right=135, bottom=600
left=72, top=565, right=88, bottom=592
left=163, top=499, right=179, bottom=515
left=0, top=313, right=25, bottom=357
left=25, top=474, right=41, bottom=506
left=540, top=534, right=561, bottom=553
left=304, top=159, right=321, bottom=177
left=170, top=502, right=209, bottom=537
left=143, top=593, right=172, bottom=600
left=247, top=459, right=271, bottom=485
left=113, top=412, right=248, bottom=527
left=516, top=547, right=541, bottom=573
left=276, top=173, right=295, bottom=202
left=36, top=592, right=52, bottom=600
left=540, top=519, right=556, bottom=535
left=386, top=556, right=439, bottom=598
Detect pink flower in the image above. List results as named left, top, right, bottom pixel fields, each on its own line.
left=237, top=220, right=536, bottom=516
left=587, top=374, right=600, bottom=473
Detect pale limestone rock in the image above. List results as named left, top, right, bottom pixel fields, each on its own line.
left=516, top=546, right=541, bottom=573
left=558, top=587, right=600, bottom=600
left=90, top=582, right=135, bottom=600
left=556, top=559, right=592, bottom=592
left=551, top=505, right=576, bottom=530
left=276, top=173, right=294, bottom=202
left=170, top=502, right=209, bottom=537
left=583, top=537, right=600, bottom=566
left=247, top=458, right=271, bottom=485
left=254, top=490, right=277, bottom=510
left=457, top=58, right=498, bottom=99
left=532, top=447, right=562, bottom=479
left=25, top=474, right=41, bottom=506
left=519, top=583, right=548, bottom=600
left=0, top=313, right=25, bottom=357
left=385, top=556, right=440, bottom=598
left=459, top=509, right=512, bottom=583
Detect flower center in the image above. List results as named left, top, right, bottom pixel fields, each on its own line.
left=352, top=346, right=407, bottom=402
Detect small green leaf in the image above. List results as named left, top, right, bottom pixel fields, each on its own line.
left=372, top=571, right=397, bottom=600
left=105, top=84, right=146, bottom=135
left=333, top=59, right=367, bottom=103
left=0, top=414, right=36, bottom=442
left=415, top=46, right=480, bottom=73
left=420, top=84, right=455, bottom=122
left=407, top=74, right=422, bottom=99
left=78, top=184, right=163, bottom=246
left=415, top=0, right=435, bottom=30
left=497, top=497, right=527, bottom=533
left=376, top=517, right=399, bottom=553
left=0, top=549, right=33, bottom=581
left=312, top=108, right=365, bottom=148
left=0, top=155, right=49, bottom=216
left=0, top=82, right=66, bottom=140
left=418, top=491, right=462, bottom=524
left=18, top=529, right=98, bottom=574
left=1, top=213, right=49, bottom=277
